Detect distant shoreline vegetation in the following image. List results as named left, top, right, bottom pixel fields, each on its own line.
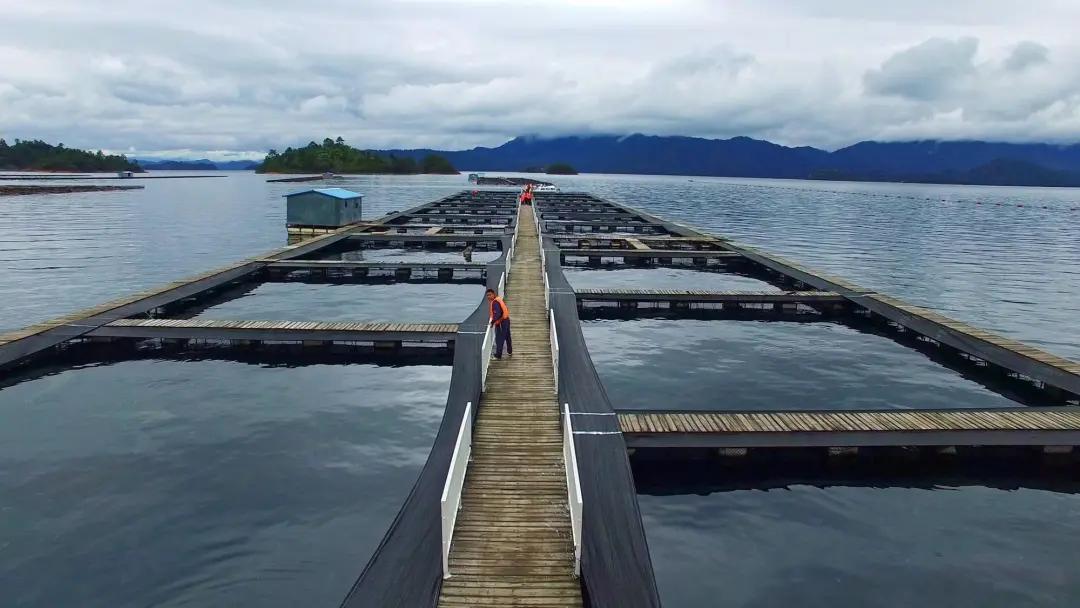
left=257, top=138, right=458, bottom=175
left=0, top=139, right=141, bottom=173
left=377, top=134, right=1080, bottom=188
left=520, top=162, right=579, bottom=175
left=545, top=163, right=578, bottom=175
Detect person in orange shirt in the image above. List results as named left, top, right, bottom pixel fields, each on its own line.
left=519, top=183, right=534, bottom=206
left=486, top=288, right=512, bottom=359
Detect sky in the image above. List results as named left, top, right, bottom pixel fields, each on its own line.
left=2, top=0, right=1080, bottom=159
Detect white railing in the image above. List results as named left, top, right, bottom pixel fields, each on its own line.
left=544, top=270, right=550, bottom=312
left=505, top=197, right=520, bottom=277
left=504, top=236, right=514, bottom=278
left=562, top=403, right=583, bottom=577
left=536, top=207, right=551, bottom=312
left=481, top=321, right=494, bottom=390
left=550, top=308, right=559, bottom=390
left=441, top=402, right=473, bottom=578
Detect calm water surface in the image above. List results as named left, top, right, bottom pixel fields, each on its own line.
left=639, top=481, right=1080, bottom=608
left=2, top=172, right=1079, bottom=606
left=193, top=282, right=483, bottom=323
left=0, top=358, right=450, bottom=607
left=584, top=319, right=1020, bottom=410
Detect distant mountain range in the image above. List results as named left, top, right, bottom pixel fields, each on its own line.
left=379, top=135, right=1080, bottom=187
left=134, top=158, right=259, bottom=171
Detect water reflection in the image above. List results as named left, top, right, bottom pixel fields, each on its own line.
left=584, top=319, right=1024, bottom=410
left=0, top=358, right=451, bottom=607
left=191, top=282, right=483, bottom=323
left=637, top=479, right=1080, bottom=608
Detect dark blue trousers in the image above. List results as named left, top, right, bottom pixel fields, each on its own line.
left=494, top=319, right=512, bottom=357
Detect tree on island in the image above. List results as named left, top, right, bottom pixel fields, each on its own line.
left=546, top=162, right=578, bottom=175
left=421, top=154, right=458, bottom=174
left=257, top=137, right=458, bottom=174
left=0, top=139, right=141, bottom=172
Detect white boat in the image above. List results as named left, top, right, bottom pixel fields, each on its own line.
left=532, top=184, right=559, bottom=193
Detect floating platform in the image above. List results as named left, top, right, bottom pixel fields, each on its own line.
left=473, top=176, right=554, bottom=187
left=617, top=408, right=1080, bottom=449
left=575, top=289, right=844, bottom=304
left=347, top=232, right=506, bottom=243
left=261, top=260, right=487, bottom=283
left=0, top=185, right=145, bottom=196
left=266, top=175, right=325, bottom=183
left=89, top=318, right=459, bottom=346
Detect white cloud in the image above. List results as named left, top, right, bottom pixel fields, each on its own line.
left=1, top=0, right=1080, bottom=157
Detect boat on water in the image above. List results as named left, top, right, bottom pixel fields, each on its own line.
left=532, top=183, right=559, bottom=192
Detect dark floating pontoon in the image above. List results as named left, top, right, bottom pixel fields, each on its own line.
left=2, top=189, right=1079, bottom=608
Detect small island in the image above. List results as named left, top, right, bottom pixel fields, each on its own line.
left=0, top=139, right=141, bottom=173
left=257, top=137, right=458, bottom=175
left=545, top=162, right=578, bottom=175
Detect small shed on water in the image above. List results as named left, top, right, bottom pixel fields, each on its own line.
left=285, top=188, right=363, bottom=228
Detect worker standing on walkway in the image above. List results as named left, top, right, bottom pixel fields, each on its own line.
left=519, top=183, right=534, bottom=206
left=486, top=288, right=512, bottom=359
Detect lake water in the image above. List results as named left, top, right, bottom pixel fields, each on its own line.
left=2, top=172, right=1079, bottom=607
left=191, top=282, right=483, bottom=323
left=0, top=357, right=450, bottom=607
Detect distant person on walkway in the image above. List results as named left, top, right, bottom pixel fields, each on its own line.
left=486, top=288, right=512, bottom=359
left=520, top=183, right=534, bottom=206
left=462, top=244, right=474, bottom=262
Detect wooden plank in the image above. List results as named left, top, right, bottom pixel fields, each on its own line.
left=616, top=408, right=1080, bottom=448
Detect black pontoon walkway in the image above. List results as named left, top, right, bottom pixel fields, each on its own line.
left=438, top=204, right=582, bottom=606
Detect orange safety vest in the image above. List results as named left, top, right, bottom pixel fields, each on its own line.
left=489, top=296, right=511, bottom=325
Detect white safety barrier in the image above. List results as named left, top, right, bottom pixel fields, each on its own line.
left=441, top=402, right=473, bottom=578
left=504, top=236, right=514, bottom=278
left=481, top=322, right=494, bottom=390
left=543, top=270, right=550, bottom=312
left=562, top=403, right=583, bottom=576
left=536, top=208, right=551, bottom=311
left=550, top=308, right=559, bottom=390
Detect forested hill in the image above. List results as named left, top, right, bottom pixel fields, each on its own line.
left=257, top=138, right=457, bottom=174
left=379, top=135, right=1080, bottom=187
left=0, top=139, right=141, bottom=172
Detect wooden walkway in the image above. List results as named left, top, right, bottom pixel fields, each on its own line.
left=618, top=408, right=1080, bottom=448
left=91, top=318, right=458, bottom=344
left=559, top=248, right=739, bottom=259
left=439, top=205, right=582, bottom=607
left=575, top=289, right=844, bottom=303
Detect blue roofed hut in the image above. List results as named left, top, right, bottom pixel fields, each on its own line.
left=284, top=188, right=363, bottom=228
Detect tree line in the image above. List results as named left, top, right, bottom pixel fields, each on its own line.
left=0, top=139, right=141, bottom=172
left=258, top=137, right=457, bottom=174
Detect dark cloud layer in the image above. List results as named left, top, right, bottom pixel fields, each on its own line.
left=1, top=0, right=1079, bottom=158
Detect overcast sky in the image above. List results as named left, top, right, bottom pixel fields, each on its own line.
left=2, top=0, right=1080, bottom=159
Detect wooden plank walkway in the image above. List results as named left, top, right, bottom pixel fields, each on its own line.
left=439, top=204, right=582, bottom=607
left=90, top=318, right=458, bottom=343
left=265, top=260, right=487, bottom=271
left=618, top=408, right=1080, bottom=448
left=346, top=233, right=505, bottom=242
left=575, top=289, right=844, bottom=303
left=858, top=294, right=1080, bottom=395
left=559, top=248, right=739, bottom=259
